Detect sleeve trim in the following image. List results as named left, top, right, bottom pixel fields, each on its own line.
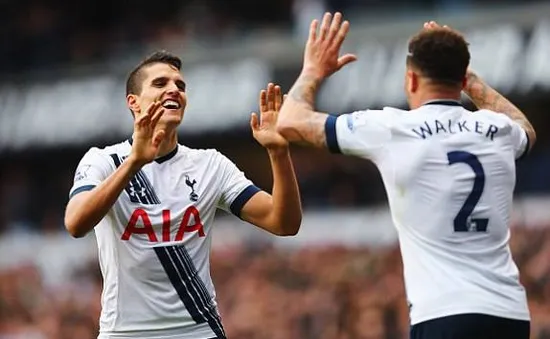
left=325, top=114, right=341, bottom=154
left=230, top=185, right=261, bottom=217
left=69, top=185, right=96, bottom=199
left=517, top=131, right=530, bottom=161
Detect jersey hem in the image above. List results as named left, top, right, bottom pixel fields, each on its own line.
left=98, top=322, right=216, bottom=339
left=410, top=307, right=531, bottom=325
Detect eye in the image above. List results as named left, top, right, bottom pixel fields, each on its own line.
left=177, top=81, right=186, bottom=92
left=152, top=79, right=167, bottom=87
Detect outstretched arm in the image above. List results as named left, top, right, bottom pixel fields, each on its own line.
left=277, top=12, right=357, bottom=149
left=239, top=83, right=302, bottom=236
left=277, top=73, right=329, bottom=148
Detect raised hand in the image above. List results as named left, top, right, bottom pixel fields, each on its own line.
left=129, top=100, right=166, bottom=166
left=423, top=21, right=448, bottom=30
left=303, top=12, right=357, bottom=79
left=251, top=83, right=288, bottom=150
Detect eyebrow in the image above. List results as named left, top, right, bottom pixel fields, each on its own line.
left=151, top=77, right=186, bottom=87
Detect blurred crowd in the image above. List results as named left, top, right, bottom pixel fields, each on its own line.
left=1, top=227, right=550, bottom=339
left=0, top=0, right=539, bottom=75
left=2, top=1, right=550, bottom=338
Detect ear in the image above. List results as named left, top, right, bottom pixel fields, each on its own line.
left=407, top=70, right=419, bottom=93
left=461, top=76, right=467, bottom=90
left=127, top=94, right=140, bottom=117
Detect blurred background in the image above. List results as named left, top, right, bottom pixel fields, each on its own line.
left=1, top=0, right=550, bottom=338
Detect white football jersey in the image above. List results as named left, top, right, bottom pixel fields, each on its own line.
left=325, top=100, right=530, bottom=325
left=69, top=139, right=260, bottom=339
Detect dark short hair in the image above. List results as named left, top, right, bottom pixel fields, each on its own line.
left=126, top=50, right=182, bottom=96
left=406, top=28, right=470, bottom=86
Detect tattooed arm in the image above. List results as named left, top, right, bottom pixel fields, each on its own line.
left=464, top=70, right=536, bottom=150
left=277, top=12, right=357, bottom=149
left=277, top=72, right=330, bottom=149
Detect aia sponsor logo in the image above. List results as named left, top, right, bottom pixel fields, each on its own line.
left=122, top=207, right=204, bottom=242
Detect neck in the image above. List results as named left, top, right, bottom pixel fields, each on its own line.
left=411, top=89, right=462, bottom=109
left=156, top=128, right=178, bottom=158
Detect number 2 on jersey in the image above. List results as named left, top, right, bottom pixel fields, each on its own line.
left=447, top=151, right=489, bottom=232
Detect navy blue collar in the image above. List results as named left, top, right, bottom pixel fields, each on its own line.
left=127, top=137, right=178, bottom=164
left=422, top=99, right=462, bottom=107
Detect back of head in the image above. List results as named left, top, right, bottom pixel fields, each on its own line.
left=407, top=28, right=470, bottom=88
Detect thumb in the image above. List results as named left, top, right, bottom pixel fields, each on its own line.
left=337, top=54, right=358, bottom=70
left=250, top=113, right=260, bottom=131
left=153, top=130, right=166, bottom=147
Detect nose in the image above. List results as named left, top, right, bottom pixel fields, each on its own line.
left=166, top=89, right=179, bottom=98
left=165, top=80, right=180, bottom=93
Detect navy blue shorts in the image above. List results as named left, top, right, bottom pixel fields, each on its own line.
left=410, top=313, right=530, bottom=339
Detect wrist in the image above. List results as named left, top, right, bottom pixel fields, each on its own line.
left=267, top=146, right=290, bottom=158
left=464, top=71, right=484, bottom=94
left=466, top=70, right=479, bottom=82
left=299, top=68, right=324, bottom=83
left=125, top=154, right=147, bottom=172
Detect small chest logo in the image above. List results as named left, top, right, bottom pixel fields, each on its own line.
left=185, top=175, right=199, bottom=202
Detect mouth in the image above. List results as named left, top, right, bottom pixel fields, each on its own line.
left=161, top=99, right=181, bottom=110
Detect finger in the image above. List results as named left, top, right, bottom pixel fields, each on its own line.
left=153, top=91, right=165, bottom=104
left=259, top=89, right=267, bottom=113
left=146, top=100, right=161, bottom=115
left=267, top=83, right=275, bottom=111
left=150, top=108, right=165, bottom=128
left=250, top=113, right=260, bottom=131
left=319, top=12, right=332, bottom=41
left=337, top=54, right=358, bottom=70
left=327, top=12, right=342, bottom=43
left=334, top=20, right=350, bottom=50
left=274, top=85, right=282, bottom=111
left=424, top=21, right=438, bottom=30
left=429, top=21, right=440, bottom=29
left=152, top=129, right=166, bottom=147
left=135, top=111, right=151, bottom=127
left=309, top=19, right=318, bottom=42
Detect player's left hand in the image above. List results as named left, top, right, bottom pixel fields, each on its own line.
left=251, top=83, right=288, bottom=151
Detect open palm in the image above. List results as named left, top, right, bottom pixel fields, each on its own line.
left=131, top=101, right=166, bottom=165
left=251, top=83, right=288, bottom=149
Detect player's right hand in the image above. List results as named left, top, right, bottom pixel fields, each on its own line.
left=302, top=12, right=357, bottom=79
left=129, top=101, right=166, bottom=166
left=424, top=21, right=447, bottom=30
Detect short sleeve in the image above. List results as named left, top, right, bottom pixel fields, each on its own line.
left=69, top=148, right=113, bottom=199
left=325, top=109, right=392, bottom=160
left=509, top=120, right=530, bottom=160
left=215, top=152, right=261, bottom=217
